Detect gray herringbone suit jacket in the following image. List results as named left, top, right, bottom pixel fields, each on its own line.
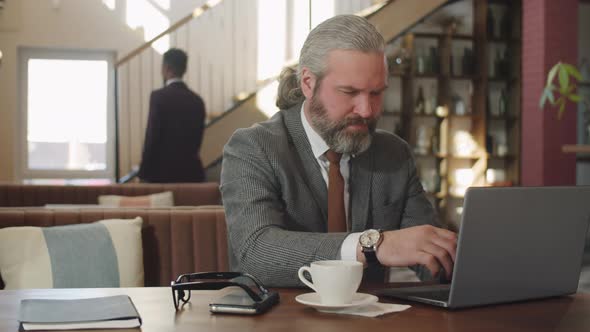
left=220, top=103, right=439, bottom=287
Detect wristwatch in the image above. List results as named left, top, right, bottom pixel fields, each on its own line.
left=359, top=229, right=383, bottom=265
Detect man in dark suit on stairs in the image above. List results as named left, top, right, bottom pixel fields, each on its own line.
left=138, top=48, right=206, bottom=183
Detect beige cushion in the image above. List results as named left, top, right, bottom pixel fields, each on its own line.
left=98, top=191, right=174, bottom=207
left=0, top=218, right=144, bottom=289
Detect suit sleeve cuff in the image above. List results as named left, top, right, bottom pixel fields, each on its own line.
left=340, top=232, right=362, bottom=261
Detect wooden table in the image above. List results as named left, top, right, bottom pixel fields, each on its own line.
left=1, top=286, right=590, bottom=332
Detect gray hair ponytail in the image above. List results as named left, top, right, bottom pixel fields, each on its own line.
left=276, top=14, right=385, bottom=109
left=276, top=67, right=303, bottom=109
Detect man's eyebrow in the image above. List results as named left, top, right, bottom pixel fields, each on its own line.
left=336, top=85, right=388, bottom=92
left=336, top=85, right=359, bottom=91
left=374, top=85, right=388, bottom=93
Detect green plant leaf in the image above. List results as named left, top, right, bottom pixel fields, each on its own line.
left=559, top=65, right=569, bottom=92
left=557, top=96, right=564, bottom=105
left=563, top=63, right=583, bottom=81
left=539, top=89, right=549, bottom=109
left=568, top=93, right=581, bottom=102
left=539, top=87, right=556, bottom=108
left=547, top=62, right=560, bottom=86
left=540, top=62, right=589, bottom=119
left=546, top=87, right=555, bottom=104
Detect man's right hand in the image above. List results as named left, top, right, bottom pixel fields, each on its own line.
left=371, top=225, right=457, bottom=279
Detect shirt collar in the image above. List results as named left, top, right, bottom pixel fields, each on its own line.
left=165, top=77, right=183, bottom=86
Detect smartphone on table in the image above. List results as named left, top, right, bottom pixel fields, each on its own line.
left=209, top=287, right=280, bottom=315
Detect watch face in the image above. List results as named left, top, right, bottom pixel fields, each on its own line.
left=360, top=229, right=381, bottom=247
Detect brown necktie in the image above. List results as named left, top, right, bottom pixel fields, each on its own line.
left=326, top=150, right=346, bottom=232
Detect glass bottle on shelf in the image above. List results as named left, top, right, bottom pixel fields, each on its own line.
left=452, top=93, right=466, bottom=116
left=414, top=85, right=424, bottom=114
left=424, top=84, right=436, bottom=115
left=416, top=48, right=425, bottom=74
left=487, top=8, right=495, bottom=38
left=415, top=125, right=431, bottom=155
left=415, top=85, right=425, bottom=114
left=498, top=89, right=508, bottom=116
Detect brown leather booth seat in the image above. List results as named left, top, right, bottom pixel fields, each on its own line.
left=0, top=207, right=227, bottom=289
left=0, top=183, right=221, bottom=207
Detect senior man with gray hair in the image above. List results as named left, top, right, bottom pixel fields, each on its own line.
left=220, top=15, right=457, bottom=287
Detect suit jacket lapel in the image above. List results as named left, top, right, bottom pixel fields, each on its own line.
left=350, top=146, right=374, bottom=231
left=283, top=104, right=329, bottom=228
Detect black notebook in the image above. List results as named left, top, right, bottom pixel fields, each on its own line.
left=18, top=295, right=142, bottom=331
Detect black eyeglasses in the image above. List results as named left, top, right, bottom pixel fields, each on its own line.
left=170, top=272, right=271, bottom=310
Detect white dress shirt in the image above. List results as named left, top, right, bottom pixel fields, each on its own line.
left=300, top=103, right=361, bottom=261
left=165, top=77, right=183, bottom=86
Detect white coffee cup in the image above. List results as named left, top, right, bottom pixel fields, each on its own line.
left=297, top=260, right=363, bottom=305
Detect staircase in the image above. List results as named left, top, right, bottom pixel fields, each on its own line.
left=114, top=0, right=450, bottom=182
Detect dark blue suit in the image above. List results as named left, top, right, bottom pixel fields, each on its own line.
left=138, top=81, right=206, bottom=182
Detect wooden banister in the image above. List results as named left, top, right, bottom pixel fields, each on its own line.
left=562, top=145, right=590, bottom=154
left=360, top=0, right=391, bottom=18
left=115, top=0, right=224, bottom=68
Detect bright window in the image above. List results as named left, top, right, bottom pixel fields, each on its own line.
left=18, top=48, right=115, bottom=182
left=257, top=0, right=288, bottom=81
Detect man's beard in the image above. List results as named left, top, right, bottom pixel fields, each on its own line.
left=308, top=93, right=378, bottom=155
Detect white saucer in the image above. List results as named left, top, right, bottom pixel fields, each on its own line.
left=295, top=292, right=379, bottom=313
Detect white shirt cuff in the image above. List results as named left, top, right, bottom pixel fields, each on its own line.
left=340, top=232, right=362, bottom=261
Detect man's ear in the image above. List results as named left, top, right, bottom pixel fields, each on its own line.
left=161, top=64, right=170, bottom=79
left=300, top=67, right=316, bottom=99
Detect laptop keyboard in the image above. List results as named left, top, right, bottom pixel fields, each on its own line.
left=381, top=285, right=451, bottom=303
left=411, top=289, right=450, bottom=302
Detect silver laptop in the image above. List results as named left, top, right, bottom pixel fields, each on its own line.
left=379, top=186, right=590, bottom=309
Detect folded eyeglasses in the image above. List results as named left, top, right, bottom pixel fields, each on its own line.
left=170, top=272, right=272, bottom=310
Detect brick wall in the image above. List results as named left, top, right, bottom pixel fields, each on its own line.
left=521, top=0, right=578, bottom=186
